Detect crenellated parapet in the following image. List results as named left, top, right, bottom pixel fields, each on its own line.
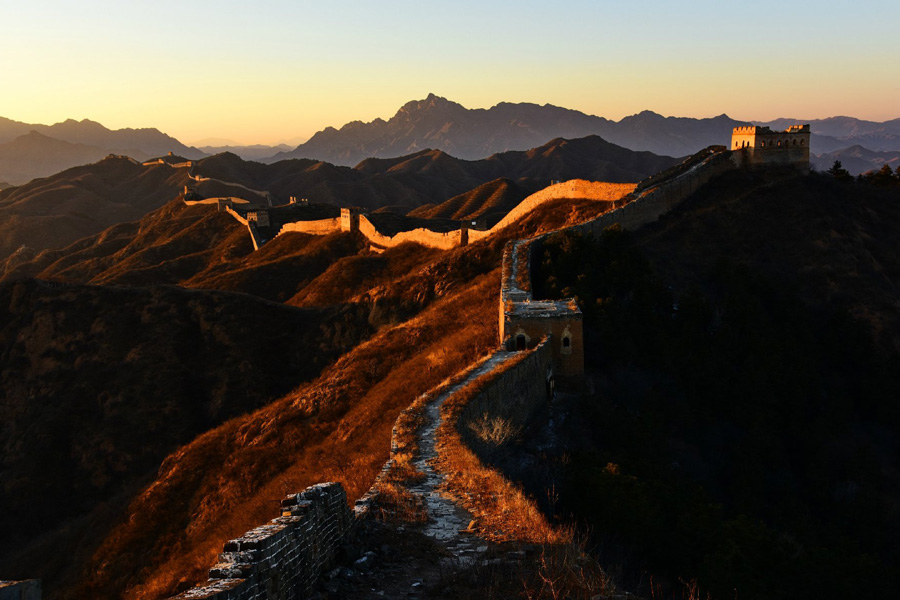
left=731, top=124, right=810, bottom=169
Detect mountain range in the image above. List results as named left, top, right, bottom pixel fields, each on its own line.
left=3, top=97, right=898, bottom=186
left=271, top=94, right=900, bottom=170
left=0, top=117, right=205, bottom=185
left=0, top=135, right=677, bottom=262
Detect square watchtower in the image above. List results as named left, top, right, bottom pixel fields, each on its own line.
left=731, top=124, right=810, bottom=169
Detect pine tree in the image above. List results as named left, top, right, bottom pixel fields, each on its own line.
left=827, top=160, right=852, bottom=182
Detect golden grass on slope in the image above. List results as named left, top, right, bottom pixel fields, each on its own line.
left=434, top=348, right=565, bottom=545
left=78, top=269, right=501, bottom=600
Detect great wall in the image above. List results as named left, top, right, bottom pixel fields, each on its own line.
left=7, top=126, right=810, bottom=599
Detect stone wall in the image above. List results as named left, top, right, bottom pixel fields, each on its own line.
left=497, top=147, right=740, bottom=388
left=492, top=180, right=636, bottom=231
left=358, top=215, right=465, bottom=250
left=278, top=218, right=342, bottom=236
left=224, top=205, right=250, bottom=227
left=184, top=197, right=253, bottom=207
left=0, top=580, right=41, bottom=600
left=168, top=482, right=352, bottom=600
left=572, top=148, right=738, bottom=238
left=268, top=178, right=635, bottom=252
left=457, top=340, right=554, bottom=457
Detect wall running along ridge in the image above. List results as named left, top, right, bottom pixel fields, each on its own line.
left=498, top=146, right=744, bottom=383
left=168, top=482, right=352, bottom=600
left=209, top=179, right=635, bottom=251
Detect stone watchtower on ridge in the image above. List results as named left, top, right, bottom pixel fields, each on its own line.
left=731, top=124, right=810, bottom=169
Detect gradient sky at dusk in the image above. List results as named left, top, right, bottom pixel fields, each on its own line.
left=3, top=0, right=898, bottom=145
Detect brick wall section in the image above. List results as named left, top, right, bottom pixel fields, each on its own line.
left=168, top=482, right=352, bottom=600
left=358, top=215, right=464, bottom=250
left=266, top=179, right=635, bottom=251
left=492, top=180, right=637, bottom=231
left=0, top=580, right=41, bottom=600
left=498, top=147, right=740, bottom=388
left=457, top=340, right=553, bottom=457
left=278, top=217, right=342, bottom=236
left=572, top=149, right=738, bottom=238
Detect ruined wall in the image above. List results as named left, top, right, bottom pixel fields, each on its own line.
left=169, top=482, right=352, bottom=600
left=457, top=341, right=553, bottom=457
left=0, top=580, right=41, bottom=600
left=492, top=180, right=636, bottom=231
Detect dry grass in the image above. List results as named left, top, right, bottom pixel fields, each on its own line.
left=75, top=265, right=501, bottom=600
left=371, top=480, right=429, bottom=524
left=467, top=413, right=522, bottom=446
left=434, top=348, right=565, bottom=545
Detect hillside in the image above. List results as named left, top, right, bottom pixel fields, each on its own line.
left=0, top=279, right=380, bottom=597
left=407, top=178, right=530, bottom=225
left=194, top=136, right=677, bottom=212
left=528, top=170, right=900, bottom=599
left=0, top=144, right=608, bottom=598
left=0, top=156, right=191, bottom=259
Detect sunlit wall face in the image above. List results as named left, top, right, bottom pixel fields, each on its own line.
left=2, top=0, right=897, bottom=144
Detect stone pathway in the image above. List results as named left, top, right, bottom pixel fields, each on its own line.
left=405, top=351, right=515, bottom=565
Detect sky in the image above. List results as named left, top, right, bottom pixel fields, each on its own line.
left=2, top=0, right=898, bottom=145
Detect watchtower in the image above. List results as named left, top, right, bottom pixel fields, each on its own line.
left=731, top=124, right=810, bottom=169
left=340, top=207, right=366, bottom=232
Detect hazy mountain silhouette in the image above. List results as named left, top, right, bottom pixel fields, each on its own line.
left=269, top=95, right=900, bottom=167
left=0, top=131, right=112, bottom=185
left=0, top=117, right=206, bottom=184
left=812, top=144, right=900, bottom=175
left=196, top=143, right=292, bottom=161
left=269, top=94, right=747, bottom=165
left=759, top=116, right=900, bottom=152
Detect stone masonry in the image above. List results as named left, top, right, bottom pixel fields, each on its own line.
left=731, top=124, right=810, bottom=169
left=169, top=482, right=352, bottom=600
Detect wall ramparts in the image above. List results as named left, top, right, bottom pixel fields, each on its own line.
left=269, top=178, right=635, bottom=252
left=224, top=206, right=250, bottom=227
left=278, top=218, right=342, bottom=236
left=168, top=482, right=352, bottom=600
left=572, top=149, right=737, bottom=238
left=184, top=197, right=253, bottom=207
left=492, top=180, right=636, bottom=231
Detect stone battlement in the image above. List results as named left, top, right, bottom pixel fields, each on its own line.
left=168, top=482, right=352, bottom=600
left=731, top=124, right=810, bottom=169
